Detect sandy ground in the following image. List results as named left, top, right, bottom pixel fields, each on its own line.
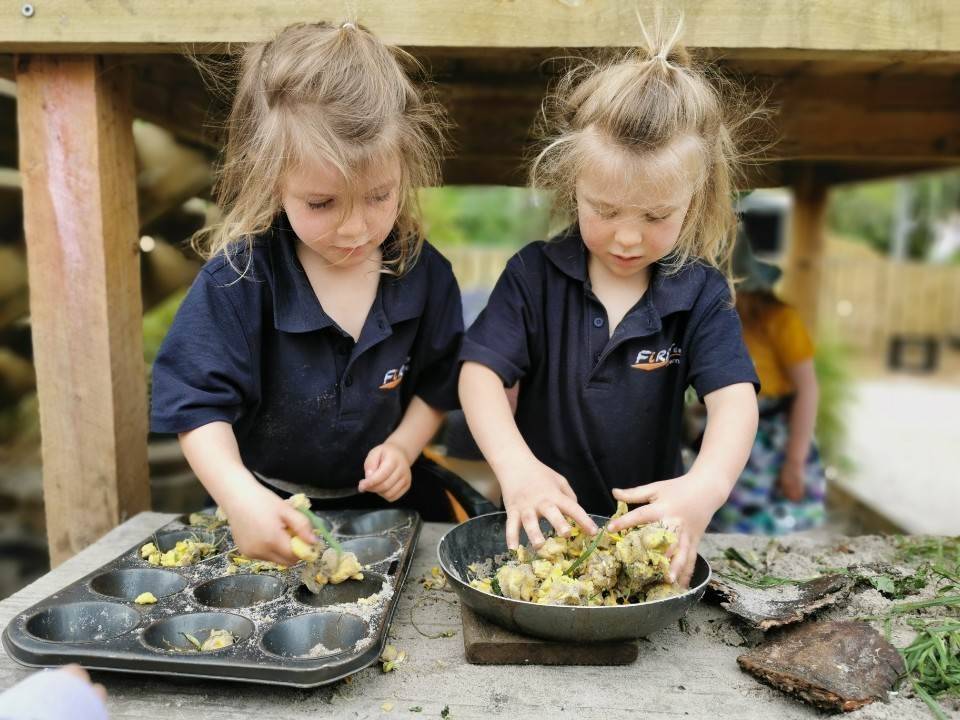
left=837, top=369, right=960, bottom=535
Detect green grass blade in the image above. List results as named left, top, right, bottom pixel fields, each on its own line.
left=297, top=507, right=343, bottom=554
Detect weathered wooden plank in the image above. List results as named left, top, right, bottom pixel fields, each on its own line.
left=461, top=604, right=638, bottom=665
left=118, top=53, right=960, bottom=191
left=2, top=1, right=960, bottom=58
left=781, top=166, right=829, bottom=334
left=15, top=55, right=150, bottom=566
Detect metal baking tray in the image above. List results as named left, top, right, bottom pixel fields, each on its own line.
left=2, top=508, right=420, bottom=687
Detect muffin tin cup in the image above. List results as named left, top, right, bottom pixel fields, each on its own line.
left=2, top=509, right=421, bottom=687
left=294, top=572, right=387, bottom=608
left=338, top=509, right=412, bottom=536
left=260, top=612, right=369, bottom=660
left=90, top=568, right=187, bottom=602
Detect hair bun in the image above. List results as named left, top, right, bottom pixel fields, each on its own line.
left=637, top=16, right=691, bottom=70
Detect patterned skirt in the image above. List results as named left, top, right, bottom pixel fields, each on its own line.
left=707, top=396, right=826, bottom=535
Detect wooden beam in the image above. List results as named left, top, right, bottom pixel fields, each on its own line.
left=812, top=161, right=960, bottom=186
left=2, top=1, right=960, bottom=59
left=781, top=166, right=829, bottom=334
left=772, top=74, right=960, bottom=162
left=16, top=55, right=150, bottom=565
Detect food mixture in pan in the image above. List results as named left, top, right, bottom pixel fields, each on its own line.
left=468, top=502, right=682, bottom=606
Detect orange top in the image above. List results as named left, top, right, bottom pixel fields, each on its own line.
left=741, top=303, right=814, bottom=398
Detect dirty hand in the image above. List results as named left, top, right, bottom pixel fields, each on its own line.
left=777, top=460, right=806, bottom=502
left=360, top=442, right=412, bottom=502
left=499, top=457, right=598, bottom=550
left=221, top=480, right=316, bottom=565
left=607, top=471, right=722, bottom=588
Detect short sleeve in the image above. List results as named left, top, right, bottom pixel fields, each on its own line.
left=768, top=304, right=815, bottom=368
left=150, top=270, right=258, bottom=434
left=408, top=253, right=465, bottom=411
left=686, top=284, right=760, bottom=401
left=460, top=256, right=538, bottom=387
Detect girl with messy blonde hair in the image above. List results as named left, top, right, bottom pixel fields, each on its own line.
left=460, top=18, right=763, bottom=589
left=152, top=22, right=463, bottom=565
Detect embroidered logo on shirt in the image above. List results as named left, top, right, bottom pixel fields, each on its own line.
left=631, top=344, right=682, bottom=371
left=379, top=357, right=410, bottom=390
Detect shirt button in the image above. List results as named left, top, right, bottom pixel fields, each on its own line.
left=594, top=353, right=601, bottom=364
left=593, top=317, right=605, bottom=328
left=344, top=374, right=354, bottom=387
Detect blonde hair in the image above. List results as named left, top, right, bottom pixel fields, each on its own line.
left=530, top=17, right=767, bottom=277
left=193, top=21, right=448, bottom=276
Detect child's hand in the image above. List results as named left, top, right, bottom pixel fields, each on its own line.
left=62, top=664, right=107, bottom=703
left=360, top=442, right=412, bottom=501
left=499, top=457, right=598, bottom=549
left=222, top=482, right=316, bottom=565
left=778, top=460, right=806, bottom=502
left=607, top=472, right=722, bottom=588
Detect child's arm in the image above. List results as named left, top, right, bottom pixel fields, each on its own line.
left=179, top=421, right=316, bottom=565
left=359, top=397, right=443, bottom=501
left=780, top=359, right=819, bottom=501
left=608, top=382, right=758, bottom=586
left=460, top=361, right=598, bottom=549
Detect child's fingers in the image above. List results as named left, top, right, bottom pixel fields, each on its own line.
left=669, top=536, right=690, bottom=586
left=612, top=484, right=659, bottom=505
left=554, top=496, right=598, bottom=535
left=282, top=505, right=318, bottom=544
left=62, top=664, right=91, bottom=683
left=660, top=517, right=682, bottom=558
left=382, top=482, right=409, bottom=502
left=521, top=509, right=546, bottom=547
left=554, top=475, right=577, bottom=501
left=679, top=550, right=697, bottom=588
left=379, top=469, right=409, bottom=502
left=360, top=457, right=395, bottom=492
left=607, top=503, right=661, bottom=532
left=540, top=505, right=572, bottom=537
left=363, top=445, right=383, bottom=478
left=505, top=510, right=522, bottom=550
left=91, top=683, right=108, bottom=702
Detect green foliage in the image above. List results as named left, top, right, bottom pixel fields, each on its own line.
left=827, top=170, right=960, bottom=261
left=143, top=289, right=187, bottom=366
left=813, top=336, right=855, bottom=471
left=418, top=186, right=552, bottom=248
left=827, top=182, right=896, bottom=254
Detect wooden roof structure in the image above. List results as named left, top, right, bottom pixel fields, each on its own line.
left=2, top=1, right=959, bottom=562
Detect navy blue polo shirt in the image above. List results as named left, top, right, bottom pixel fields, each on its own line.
left=461, top=226, right=758, bottom=515
left=151, top=214, right=463, bottom=489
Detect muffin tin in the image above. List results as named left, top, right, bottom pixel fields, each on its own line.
left=2, top=508, right=421, bottom=687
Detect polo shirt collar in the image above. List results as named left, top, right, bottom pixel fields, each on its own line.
left=545, top=224, right=708, bottom=336
left=269, top=214, right=424, bottom=333
left=542, top=226, right=588, bottom=282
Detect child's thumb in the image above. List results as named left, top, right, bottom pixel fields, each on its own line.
left=364, top=445, right=383, bottom=476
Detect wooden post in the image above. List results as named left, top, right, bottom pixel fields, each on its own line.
left=15, top=55, right=150, bottom=566
left=782, top=167, right=829, bottom=336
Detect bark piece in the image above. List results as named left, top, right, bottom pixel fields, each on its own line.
left=737, top=620, right=904, bottom=712
left=708, top=574, right=853, bottom=630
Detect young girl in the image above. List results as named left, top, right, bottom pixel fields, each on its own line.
left=708, top=233, right=826, bottom=534
left=459, top=26, right=760, bottom=587
left=151, top=22, right=462, bottom=565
